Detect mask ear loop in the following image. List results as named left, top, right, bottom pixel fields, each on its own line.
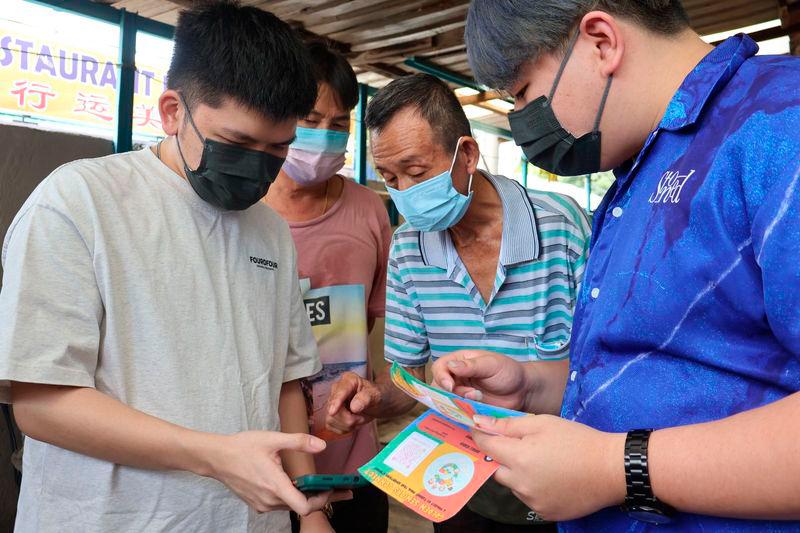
left=175, top=93, right=206, bottom=174
left=592, top=76, right=614, bottom=133
left=178, top=93, right=206, bottom=143
left=449, top=136, right=474, bottom=196
left=548, top=29, right=582, bottom=103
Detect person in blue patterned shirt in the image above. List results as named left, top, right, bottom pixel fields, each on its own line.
left=432, top=1, right=800, bottom=532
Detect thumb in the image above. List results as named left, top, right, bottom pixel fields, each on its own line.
left=268, top=432, right=327, bottom=454
left=447, top=355, right=502, bottom=381
left=350, top=387, right=380, bottom=414
left=327, top=375, right=358, bottom=415
left=473, top=414, right=538, bottom=438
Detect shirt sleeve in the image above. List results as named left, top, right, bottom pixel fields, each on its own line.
left=566, top=201, right=592, bottom=302
left=367, top=198, right=393, bottom=321
left=282, top=243, right=322, bottom=383
left=751, top=158, right=800, bottom=360
left=383, top=234, right=430, bottom=367
left=0, top=201, right=102, bottom=403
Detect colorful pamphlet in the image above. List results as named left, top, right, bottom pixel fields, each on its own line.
left=359, top=363, right=527, bottom=522
left=388, top=362, right=527, bottom=429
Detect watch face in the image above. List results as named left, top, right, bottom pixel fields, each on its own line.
left=627, top=508, right=674, bottom=525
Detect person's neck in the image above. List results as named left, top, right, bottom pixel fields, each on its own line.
left=152, top=136, right=188, bottom=181
left=267, top=171, right=329, bottom=202
left=609, top=30, right=714, bottom=166
left=264, top=170, right=339, bottom=222
left=643, top=30, right=714, bottom=132
left=449, top=170, right=503, bottom=244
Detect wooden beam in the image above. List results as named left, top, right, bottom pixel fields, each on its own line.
left=364, top=62, right=411, bottom=79
left=686, top=0, right=762, bottom=20
left=418, top=44, right=466, bottom=58
left=475, top=101, right=509, bottom=116
left=689, top=1, right=778, bottom=35
left=137, top=0, right=184, bottom=18
left=290, top=0, right=396, bottom=20
left=426, top=51, right=468, bottom=67
left=780, top=0, right=800, bottom=55
left=431, top=27, right=465, bottom=49
left=350, top=20, right=466, bottom=52
left=349, top=41, right=434, bottom=66
left=164, top=0, right=196, bottom=8
left=261, top=0, right=333, bottom=18
left=306, top=0, right=435, bottom=35
left=111, top=0, right=164, bottom=14
left=457, top=90, right=503, bottom=105
left=329, top=1, right=468, bottom=43
left=710, top=24, right=789, bottom=45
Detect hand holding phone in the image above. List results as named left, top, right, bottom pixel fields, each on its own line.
left=293, top=474, right=369, bottom=494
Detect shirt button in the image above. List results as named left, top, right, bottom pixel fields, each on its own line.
left=612, top=207, right=623, bottom=218
left=570, top=370, right=577, bottom=382
left=590, top=287, right=600, bottom=299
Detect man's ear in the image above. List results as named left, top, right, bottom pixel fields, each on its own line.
left=461, top=136, right=482, bottom=176
left=580, top=11, right=625, bottom=78
left=158, top=90, right=181, bottom=137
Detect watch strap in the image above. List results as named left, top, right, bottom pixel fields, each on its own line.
left=624, top=429, right=655, bottom=504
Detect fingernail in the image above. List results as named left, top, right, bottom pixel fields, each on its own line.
left=310, top=437, right=326, bottom=451
left=473, top=415, right=495, bottom=426
left=350, top=400, right=362, bottom=412
left=447, top=361, right=464, bottom=369
left=441, top=379, right=454, bottom=391
left=466, top=389, right=483, bottom=401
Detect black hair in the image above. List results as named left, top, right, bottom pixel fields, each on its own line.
left=306, top=41, right=359, bottom=111
left=366, top=74, right=472, bottom=152
left=166, top=0, right=317, bottom=121
left=598, top=1, right=690, bottom=34
left=467, top=0, right=690, bottom=89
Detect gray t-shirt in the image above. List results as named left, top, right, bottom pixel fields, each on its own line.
left=0, top=148, right=321, bottom=532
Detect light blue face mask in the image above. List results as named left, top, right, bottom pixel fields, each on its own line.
left=387, top=138, right=473, bottom=232
left=291, top=126, right=350, bottom=154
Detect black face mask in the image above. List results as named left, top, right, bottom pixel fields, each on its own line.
left=175, top=96, right=285, bottom=211
left=508, top=30, right=613, bottom=177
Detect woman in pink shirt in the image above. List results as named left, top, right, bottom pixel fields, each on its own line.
left=263, top=41, right=393, bottom=533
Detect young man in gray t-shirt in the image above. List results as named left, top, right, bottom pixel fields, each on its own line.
left=0, top=3, right=346, bottom=532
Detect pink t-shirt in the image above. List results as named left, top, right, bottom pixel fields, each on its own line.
left=289, top=177, right=392, bottom=474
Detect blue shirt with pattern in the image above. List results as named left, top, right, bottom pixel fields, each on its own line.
left=561, top=35, right=800, bottom=532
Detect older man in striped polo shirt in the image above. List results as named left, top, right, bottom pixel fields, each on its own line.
left=326, top=73, right=590, bottom=532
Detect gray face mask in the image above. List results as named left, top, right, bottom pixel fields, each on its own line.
left=508, top=30, right=613, bottom=177
left=175, top=95, right=285, bottom=211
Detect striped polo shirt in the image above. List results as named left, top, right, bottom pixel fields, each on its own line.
left=384, top=171, right=591, bottom=367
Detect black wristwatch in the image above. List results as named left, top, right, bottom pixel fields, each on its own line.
left=621, top=429, right=676, bottom=525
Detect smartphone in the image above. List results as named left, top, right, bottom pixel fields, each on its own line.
left=293, top=474, right=369, bottom=493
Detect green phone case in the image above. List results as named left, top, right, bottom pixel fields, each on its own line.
left=293, top=474, right=369, bottom=493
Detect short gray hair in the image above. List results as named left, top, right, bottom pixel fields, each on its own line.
left=465, top=0, right=690, bottom=90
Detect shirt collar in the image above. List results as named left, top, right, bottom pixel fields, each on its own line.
left=419, top=172, right=540, bottom=272
left=659, top=34, right=758, bottom=132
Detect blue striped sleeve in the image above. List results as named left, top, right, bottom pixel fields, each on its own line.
left=384, top=238, right=430, bottom=367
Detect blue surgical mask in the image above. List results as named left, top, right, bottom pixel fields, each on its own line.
left=386, top=138, right=473, bottom=232
left=284, top=127, right=350, bottom=187
left=291, top=126, right=350, bottom=153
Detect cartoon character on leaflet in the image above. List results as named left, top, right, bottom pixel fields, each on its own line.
left=423, top=452, right=476, bottom=497
left=427, top=462, right=461, bottom=494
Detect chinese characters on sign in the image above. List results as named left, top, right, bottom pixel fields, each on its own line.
left=1, top=29, right=167, bottom=137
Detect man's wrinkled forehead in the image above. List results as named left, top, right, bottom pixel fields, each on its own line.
left=372, top=107, right=447, bottom=159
